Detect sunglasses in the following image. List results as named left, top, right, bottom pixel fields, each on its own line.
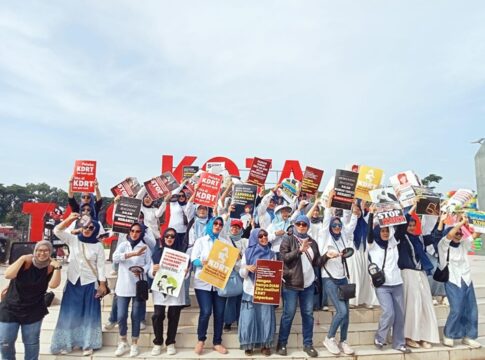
left=81, top=195, right=91, bottom=199
left=295, top=222, right=308, bottom=227
left=213, top=221, right=223, bottom=227
left=178, top=194, right=186, bottom=197
left=258, top=233, right=268, bottom=239
left=130, top=229, right=142, bottom=234
left=165, top=234, right=176, bottom=239
left=331, top=223, right=342, bottom=229
left=84, top=225, right=95, bottom=231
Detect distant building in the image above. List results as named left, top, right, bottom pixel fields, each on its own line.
left=475, top=141, right=485, bottom=210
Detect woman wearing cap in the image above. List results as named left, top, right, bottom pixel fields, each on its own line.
left=0, top=241, right=61, bottom=360
left=191, top=217, right=231, bottom=355
left=266, top=204, right=292, bottom=258
left=51, top=213, right=108, bottom=356
left=238, top=228, right=276, bottom=356
left=437, top=214, right=482, bottom=349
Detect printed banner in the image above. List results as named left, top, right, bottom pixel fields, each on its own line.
left=442, top=189, right=475, bottom=213
left=206, top=162, right=225, bottom=175
left=280, top=178, right=301, bottom=204
left=413, top=186, right=441, bottom=216
left=198, top=240, right=239, bottom=289
left=247, top=157, right=272, bottom=187
left=183, top=166, right=199, bottom=180
left=355, top=165, right=384, bottom=201
left=230, top=183, right=257, bottom=226
left=71, top=160, right=97, bottom=193
left=300, top=166, right=324, bottom=196
left=389, top=170, right=421, bottom=208
left=369, top=187, right=399, bottom=204
left=253, top=259, right=284, bottom=305
left=112, top=197, right=142, bottom=234
left=375, top=202, right=407, bottom=227
left=110, top=177, right=141, bottom=197
left=151, top=248, right=190, bottom=298
left=466, top=211, right=485, bottom=233
left=194, top=172, right=223, bottom=208
left=331, top=169, right=358, bottom=210
left=144, top=172, right=180, bottom=200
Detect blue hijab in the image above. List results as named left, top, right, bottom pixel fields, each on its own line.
left=353, top=201, right=368, bottom=250
left=271, top=205, right=291, bottom=231
left=245, top=228, right=274, bottom=281
left=405, top=215, right=434, bottom=273
left=205, top=216, right=224, bottom=241
left=194, top=205, right=209, bottom=240
left=372, top=225, right=389, bottom=249
left=294, top=214, right=310, bottom=240
left=77, top=220, right=101, bottom=244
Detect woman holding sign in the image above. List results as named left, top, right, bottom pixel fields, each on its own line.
left=150, top=227, right=188, bottom=356
left=238, top=228, right=277, bottom=356
left=191, top=216, right=231, bottom=355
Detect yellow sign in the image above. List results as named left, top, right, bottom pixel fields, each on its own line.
left=355, top=165, right=384, bottom=201
left=198, top=239, right=239, bottom=289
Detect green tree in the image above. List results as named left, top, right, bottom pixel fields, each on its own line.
left=421, top=174, right=443, bottom=189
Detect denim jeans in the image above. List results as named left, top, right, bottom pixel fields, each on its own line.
left=444, top=280, right=478, bottom=339
left=323, top=277, right=349, bottom=341
left=0, top=320, right=43, bottom=360
left=224, top=294, right=242, bottom=326
left=375, top=284, right=405, bottom=349
left=278, top=283, right=315, bottom=346
left=194, top=289, right=226, bottom=345
left=108, top=294, right=118, bottom=323
left=117, top=296, right=145, bottom=339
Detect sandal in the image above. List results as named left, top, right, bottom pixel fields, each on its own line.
left=194, top=341, right=204, bottom=355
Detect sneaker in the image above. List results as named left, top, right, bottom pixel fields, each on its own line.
left=213, top=344, right=228, bottom=354
left=167, top=344, right=177, bottom=355
left=396, top=346, right=411, bottom=353
left=443, top=336, right=454, bottom=347
left=374, top=339, right=385, bottom=349
left=406, top=339, right=420, bottom=348
left=340, top=341, right=354, bottom=355
left=151, top=345, right=162, bottom=356
left=365, top=304, right=374, bottom=309
left=223, top=324, right=232, bottom=332
left=82, top=349, right=93, bottom=356
left=140, top=321, right=147, bottom=330
left=130, top=344, right=139, bottom=357
left=322, top=306, right=329, bottom=311
left=432, top=299, right=439, bottom=305
left=103, top=321, right=117, bottom=331
left=463, top=337, right=482, bottom=349
left=420, top=341, right=432, bottom=349
left=303, top=345, right=318, bottom=357
left=60, top=349, right=70, bottom=355
left=114, top=342, right=130, bottom=357
left=276, top=344, right=287, bottom=356
left=323, top=337, right=340, bottom=355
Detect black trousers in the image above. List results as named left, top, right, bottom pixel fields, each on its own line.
left=152, top=305, right=183, bottom=346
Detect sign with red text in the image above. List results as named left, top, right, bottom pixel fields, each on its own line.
left=152, top=248, right=190, bottom=298
left=71, top=160, right=97, bottom=193
left=144, top=172, right=180, bottom=200
left=247, top=157, right=272, bottom=187
left=376, top=202, right=407, bottom=227
left=112, top=197, right=142, bottom=234
left=331, top=169, right=358, bottom=210
left=194, top=172, right=223, bottom=208
left=301, top=166, right=324, bottom=196
left=254, top=259, right=283, bottom=305
left=110, top=177, right=141, bottom=197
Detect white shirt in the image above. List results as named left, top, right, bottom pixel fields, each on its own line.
left=53, top=227, right=106, bottom=286
left=239, top=253, right=278, bottom=296
left=267, top=223, right=285, bottom=253
left=257, top=191, right=275, bottom=230
left=190, top=235, right=232, bottom=291
left=368, top=237, right=403, bottom=286
left=300, top=246, right=316, bottom=288
left=159, top=201, right=188, bottom=234
left=438, top=236, right=472, bottom=288
left=113, top=241, right=152, bottom=297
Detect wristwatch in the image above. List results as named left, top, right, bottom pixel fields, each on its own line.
left=53, top=266, right=62, bottom=270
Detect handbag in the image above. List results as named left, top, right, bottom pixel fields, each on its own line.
left=323, top=257, right=355, bottom=301
left=135, top=273, right=149, bottom=301
left=433, top=248, right=450, bottom=283
left=368, top=246, right=387, bottom=288
left=217, top=269, right=243, bottom=297
left=81, top=243, right=111, bottom=296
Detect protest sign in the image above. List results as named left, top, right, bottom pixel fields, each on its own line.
left=230, top=183, right=257, bottom=221
left=194, top=172, right=223, bottom=208
left=110, top=177, right=141, bottom=197
left=206, top=162, right=225, bottom=175
left=467, top=211, right=485, bottom=234
left=375, top=202, right=407, bottom=227
left=355, top=165, right=384, bottom=201
left=413, top=186, right=441, bottom=216
left=112, top=197, right=142, bottom=233
left=198, top=240, right=239, bottom=289
left=280, top=178, right=301, bottom=203
left=183, top=166, right=199, bottom=180
left=247, top=157, right=272, bottom=187
left=144, top=172, right=180, bottom=200
left=151, top=248, right=190, bottom=298
left=331, top=169, right=358, bottom=210
left=369, top=186, right=398, bottom=204
left=71, top=160, right=97, bottom=193
left=442, top=189, right=475, bottom=213
left=253, top=259, right=283, bottom=305
left=389, top=170, right=421, bottom=208
left=300, top=166, right=324, bottom=196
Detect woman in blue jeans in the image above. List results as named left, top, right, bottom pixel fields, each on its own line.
left=0, top=241, right=61, bottom=360
left=191, top=216, right=231, bottom=355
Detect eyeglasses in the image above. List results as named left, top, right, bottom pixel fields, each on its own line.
left=130, top=229, right=142, bottom=234
left=178, top=194, right=186, bottom=197
left=213, top=221, right=223, bottom=227
left=84, top=225, right=95, bottom=231
left=331, top=223, right=342, bottom=229
left=295, top=222, right=308, bottom=227
left=165, top=234, right=176, bottom=239
left=81, top=195, right=90, bottom=199
left=258, top=233, right=268, bottom=239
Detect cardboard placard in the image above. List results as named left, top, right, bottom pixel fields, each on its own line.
left=253, top=259, right=283, bottom=305
left=413, top=186, right=441, bottom=216
left=151, top=248, right=190, bottom=298
left=466, top=211, right=485, bottom=233
left=198, top=240, right=239, bottom=289
left=389, top=170, right=421, bottom=208
left=110, top=177, right=141, bottom=197
left=183, top=166, right=199, bottom=180
left=355, top=165, right=384, bottom=201
left=71, top=160, right=97, bottom=193
left=247, top=157, right=272, bottom=187
left=300, top=166, right=324, bottom=196
left=230, top=183, right=257, bottom=222
left=369, top=187, right=398, bottom=204
left=331, top=169, right=358, bottom=210
left=442, top=189, right=475, bottom=213
left=280, top=178, right=301, bottom=204
left=375, top=202, right=407, bottom=227
left=206, top=162, right=225, bottom=175
left=194, top=172, right=223, bottom=208
left=112, top=197, right=142, bottom=234
left=144, top=172, right=180, bottom=200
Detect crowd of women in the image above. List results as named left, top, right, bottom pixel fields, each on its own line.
left=0, top=176, right=482, bottom=359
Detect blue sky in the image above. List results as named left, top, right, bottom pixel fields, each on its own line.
left=0, top=1, right=484, bottom=197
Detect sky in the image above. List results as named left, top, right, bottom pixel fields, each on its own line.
left=0, top=0, right=484, bottom=197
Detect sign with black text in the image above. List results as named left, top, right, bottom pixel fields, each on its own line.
left=113, top=197, right=142, bottom=234
left=331, top=170, right=358, bottom=210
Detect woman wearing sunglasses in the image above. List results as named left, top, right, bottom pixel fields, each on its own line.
left=150, top=227, right=188, bottom=356
left=191, top=217, right=231, bottom=355
left=112, top=222, right=152, bottom=357
left=238, top=228, right=276, bottom=356
left=67, top=177, right=103, bottom=219
left=320, top=190, right=359, bottom=356
left=50, top=213, right=108, bottom=356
